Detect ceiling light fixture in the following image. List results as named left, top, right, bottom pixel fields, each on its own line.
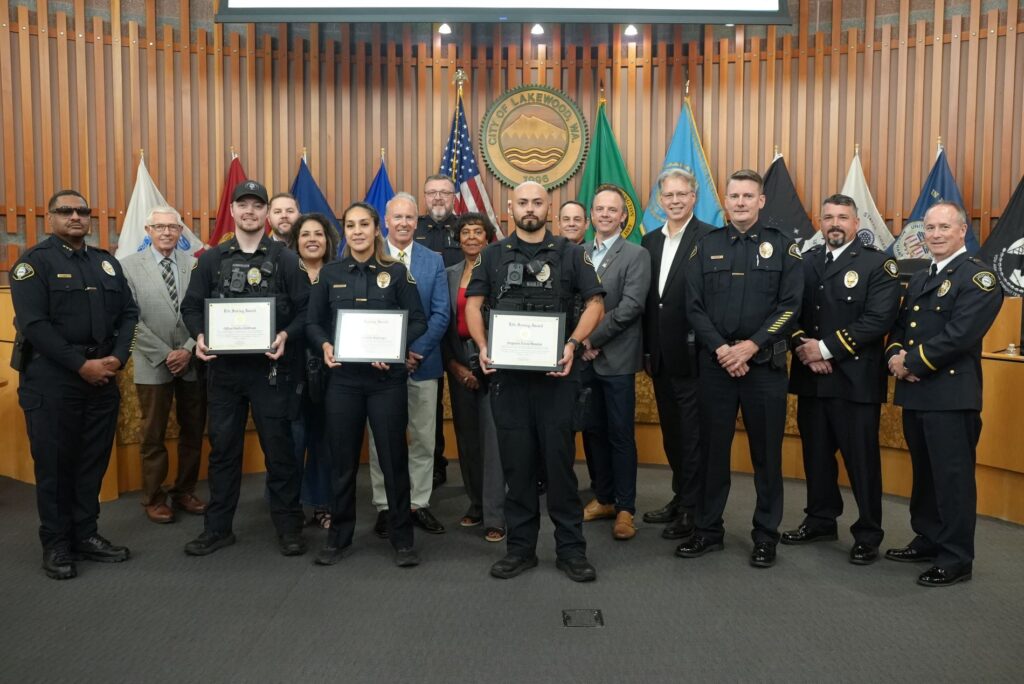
left=531, top=23, right=544, bottom=36
left=624, top=24, right=638, bottom=37
left=438, top=23, right=452, bottom=35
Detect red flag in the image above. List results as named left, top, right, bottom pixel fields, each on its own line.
left=209, top=156, right=248, bottom=247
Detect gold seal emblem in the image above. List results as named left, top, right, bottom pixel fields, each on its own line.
left=844, top=271, right=859, bottom=288
left=535, top=263, right=551, bottom=283
left=973, top=271, right=996, bottom=291
left=759, top=242, right=774, bottom=259
left=101, top=260, right=116, bottom=276
left=247, top=267, right=262, bottom=286
left=937, top=279, right=952, bottom=297
left=480, top=85, right=589, bottom=190
left=377, top=271, right=391, bottom=288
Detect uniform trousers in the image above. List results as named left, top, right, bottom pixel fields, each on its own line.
left=135, top=377, right=206, bottom=506
left=19, top=357, right=120, bottom=549
left=204, top=357, right=303, bottom=536
left=448, top=371, right=506, bottom=529
left=902, top=408, right=981, bottom=572
left=490, top=369, right=586, bottom=560
left=367, top=377, right=437, bottom=511
left=292, top=394, right=331, bottom=508
left=650, top=372, right=701, bottom=511
left=696, top=354, right=787, bottom=544
left=796, top=395, right=883, bottom=546
left=581, top=367, right=639, bottom=514
left=325, top=369, right=414, bottom=550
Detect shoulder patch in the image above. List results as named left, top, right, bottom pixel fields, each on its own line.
left=787, top=243, right=802, bottom=260
left=583, top=251, right=594, bottom=267
left=883, top=259, right=899, bottom=278
left=12, top=262, right=35, bottom=281
left=973, top=271, right=997, bottom=291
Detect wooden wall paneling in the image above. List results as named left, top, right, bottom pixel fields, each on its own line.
left=429, top=33, right=441, bottom=175
left=294, top=36, right=305, bottom=178
left=383, top=31, right=397, bottom=193
left=415, top=34, right=427, bottom=198
left=811, top=31, right=825, bottom=219
left=827, top=3, right=842, bottom=199
left=961, top=0, right=982, bottom=215
left=111, top=1, right=126, bottom=219
left=145, top=0, right=158, bottom=188
left=73, top=0, right=88, bottom=202
left=749, top=36, right=760, bottom=175
left=275, top=24, right=287, bottom=193
left=369, top=25, right=382, bottom=195
left=228, top=32, right=241, bottom=156
left=444, top=42, right=457, bottom=169
left=16, top=7, right=35, bottom=243
left=795, top=0, right=809, bottom=192
left=999, top=3, right=1018, bottom=209
left=652, top=27, right=667, bottom=193
left=860, top=0, right=876, bottom=181
left=910, top=21, right=926, bottom=199
left=0, top=0, right=16, bottom=235
left=625, top=39, right=637, bottom=189
left=245, top=25, right=256, bottom=182
left=780, top=34, right=792, bottom=167
left=213, top=18, right=225, bottom=201
left=763, top=27, right=776, bottom=172
left=163, top=25, right=177, bottom=210
left=490, top=24, right=503, bottom=219
left=180, top=7, right=194, bottom=228
left=717, top=38, right=729, bottom=183
left=195, top=29, right=210, bottom=241
left=325, top=37, right=336, bottom=200
left=978, top=9, right=1000, bottom=240
left=670, top=26, right=683, bottom=132
left=732, top=29, right=745, bottom=177
left=36, top=0, right=53, bottom=208
left=702, top=26, right=713, bottom=180
left=580, top=26, right=592, bottom=162
left=337, top=24, right=351, bottom=204
left=94, top=18, right=110, bottom=249
left=309, top=25, right=320, bottom=184
left=892, top=1, right=910, bottom=223
left=536, top=37, right=546, bottom=87
left=877, top=25, right=891, bottom=224
left=128, top=22, right=141, bottom=191
left=929, top=1, right=945, bottom=178
left=844, top=29, right=858, bottom=169
left=946, top=15, right=963, bottom=208
left=355, top=34, right=367, bottom=197
left=551, top=24, right=562, bottom=90
left=260, top=33, right=272, bottom=194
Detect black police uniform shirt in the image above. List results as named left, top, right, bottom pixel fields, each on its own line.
left=180, top=235, right=309, bottom=355
left=788, top=241, right=901, bottom=404
left=885, top=252, right=1003, bottom=412
left=685, top=221, right=803, bottom=354
left=415, top=214, right=463, bottom=268
left=11, top=235, right=139, bottom=372
left=305, top=255, right=428, bottom=381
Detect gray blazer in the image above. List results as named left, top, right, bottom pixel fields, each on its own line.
left=120, top=249, right=197, bottom=384
left=585, top=237, right=651, bottom=376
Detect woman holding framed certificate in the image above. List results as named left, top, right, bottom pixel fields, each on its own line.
left=305, top=202, right=427, bottom=568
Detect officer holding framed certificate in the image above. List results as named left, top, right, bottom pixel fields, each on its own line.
left=306, top=202, right=427, bottom=568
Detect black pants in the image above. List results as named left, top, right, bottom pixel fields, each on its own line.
left=796, top=395, right=883, bottom=546
left=204, top=358, right=303, bottom=536
left=325, top=369, right=414, bottom=550
left=490, top=370, right=585, bottom=560
left=651, top=372, right=701, bottom=511
left=696, top=355, right=787, bottom=545
left=581, top=368, right=639, bottom=514
left=19, top=357, right=120, bottom=550
left=902, top=408, right=980, bottom=572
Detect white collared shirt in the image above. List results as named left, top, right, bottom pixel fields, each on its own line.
left=932, top=245, right=967, bottom=274
left=658, top=216, right=693, bottom=296
left=388, top=240, right=413, bottom=269
left=817, top=238, right=855, bottom=360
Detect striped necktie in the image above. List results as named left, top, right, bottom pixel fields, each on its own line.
left=397, top=250, right=408, bottom=265
left=161, top=257, right=178, bottom=304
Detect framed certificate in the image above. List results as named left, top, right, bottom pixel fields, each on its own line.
left=333, top=309, right=408, bottom=364
left=204, top=298, right=276, bottom=354
left=487, top=310, right=566, bottom=371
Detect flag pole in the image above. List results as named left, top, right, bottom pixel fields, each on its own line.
left=449, top=68, right=468, bottom=183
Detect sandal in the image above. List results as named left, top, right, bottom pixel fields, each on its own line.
left=485, top=527, right=506, bottom=543
left=460, top=514, right=483, bottom=527
left=311, top=509, right=331, bottom=529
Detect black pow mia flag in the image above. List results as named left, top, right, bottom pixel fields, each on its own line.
left=761, top=155, right=816, bottom=244
left=978, top=173, right=1024, bottom=298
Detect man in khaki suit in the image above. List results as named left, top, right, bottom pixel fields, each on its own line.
left=119, top=206, right=207, bottom=523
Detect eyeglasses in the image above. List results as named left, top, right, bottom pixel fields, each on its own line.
left=148, top=223, right=182, bottom=233
left=51, top=206, right=92, bottom=217
left=661, top=192, right=695, bottom=201
left=425, top=190, right=455, bottom=198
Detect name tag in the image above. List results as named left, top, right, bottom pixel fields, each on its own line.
left=332, top=283, right=347, bottom=288
left=710, top=255, right=724, bottom=260
left=57, top=273, right=73, bottom=278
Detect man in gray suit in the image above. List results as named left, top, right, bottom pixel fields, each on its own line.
left=580, top=184, right=652, bottom=540
left=119, top=206, right=207, bottom=524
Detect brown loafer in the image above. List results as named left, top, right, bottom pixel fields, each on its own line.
left=145, top=501, right=175, bottom=524
left=612, top=511, right=636, bottom=540
left=583, top=499, right=616, bottom=522
left=172, top=493, right=208, bottom=515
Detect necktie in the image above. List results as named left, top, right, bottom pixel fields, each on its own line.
left=397, top=250, right=407, bottom=265
left=929, top=263, right=937, bottom=278
left=161, top=257, right=178, bottom=305
left=825, top=252, right=833, bottom=266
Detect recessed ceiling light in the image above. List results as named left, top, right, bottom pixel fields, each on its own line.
left=438, top=23, right=452, bottom=35
left=531, top=23, right=544, bottom=36
left=624, top=24, right=638, bottom=37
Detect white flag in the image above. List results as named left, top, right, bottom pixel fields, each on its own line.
left=115, top=158, right=204, bottom=259
left=803, top=152, right=893, bottom=252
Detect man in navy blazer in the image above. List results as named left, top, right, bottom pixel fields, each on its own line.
left=367, top=193, right=451, bottom=537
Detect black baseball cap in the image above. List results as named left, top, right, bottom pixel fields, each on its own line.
left=232, top=180, right=269, bottom=203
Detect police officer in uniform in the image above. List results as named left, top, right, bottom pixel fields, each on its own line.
left=11, top=189, right=139, bottom=580
left=306, top=202, right=427, bottom=567
left=885, top=202, right=1003, bottom=587
left=465, top=181, right=605, bottom=582
left=180, top=180, right=309, bottom=557
left=783, top=194, right=901, bottom=564
left=678, top=169, right=803, bottom=568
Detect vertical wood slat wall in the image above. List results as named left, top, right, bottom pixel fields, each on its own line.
left=1, top=0, right=1023, bottom=271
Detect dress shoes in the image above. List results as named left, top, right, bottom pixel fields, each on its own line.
left=917, top=565, right=972, bottom=587
left=556, top=556, right=597, bottom=582
left=662, top=512, right=696, bottom=540
left=642, top=500, right=683, bottom=525
left=490, top=553, right=539, bottom=579
left=278, top=532, right=308, bottom=556
left=750, top=542, right=777, bottom=568
left=885, top=545, right=937, bottom=563
left=73, top=535, right=130, bottom=563
left=145, top=501, right=175, bottom=524
left=675, top=535, right=724, bottom=558
left=849, top=543, right=879, bottom=565
left=171, top=493, right=207, bottom=515
left=184, top=530, right=236, bottom=556
left=394, top=547, right=421, bottom=567
left=373, top=510, right=390, bottom=539
left=412, top=508, right=446, bottom=534
left=612, top=511, right=636, bottom=540
left=582, top=499, right=616, bottom=522
left=314, top=544, right=348, bottom=566
left=43, top=544, right=77, bottom=580
left=780, top=524, right=838, bottom=545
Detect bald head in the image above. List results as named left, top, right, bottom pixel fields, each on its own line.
left=509, top=182, right=550, bottom=234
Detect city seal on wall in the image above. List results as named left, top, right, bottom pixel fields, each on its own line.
left=480, top=85, right=588, bottom=190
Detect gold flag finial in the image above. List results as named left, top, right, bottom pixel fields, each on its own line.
left=454, top=67, right=468, bottom=97
left=230, top=146, right=237, bottom=159
left=855, top=143, right=860, bottom=155
left=774, top=144, right=780, bottom=156
left=937, top=136, right=943, bottom=152
left=139, top=148, right=145, bottom=160
left=685, top=79, right=690, bottom=97
left=381, top=148, right=386, bottom=161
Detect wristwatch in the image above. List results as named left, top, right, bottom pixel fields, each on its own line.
left=567, top=337, right=582, bottom=350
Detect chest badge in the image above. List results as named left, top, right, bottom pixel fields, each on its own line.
left=937, top=279, right=952, bottom=297
left=247, top=267, right=262, bottom=286
left=535, top=263, right=551, bottom=283
left=377, top=271, right=392, bottom=288
left=101, top=260, right=116, bottom=277
left=758, top=242, right=774, bottom=259
left=844, top=271, right=859, bottom=288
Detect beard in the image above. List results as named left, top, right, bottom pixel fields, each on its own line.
left=515, top=215, right=544, bottom=232
left=826, top=230, right=848, bottom=248
left=429, top=205, right=451, bottom=222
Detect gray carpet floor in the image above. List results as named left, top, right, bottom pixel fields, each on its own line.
left=1, top=464, right=1023, bottom=683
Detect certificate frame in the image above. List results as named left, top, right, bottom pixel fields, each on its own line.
left=204, top=297, right=276, bottom=354
left=487, top=310, right=566, bottom=371
left=333, top=309, right=408, bottom=364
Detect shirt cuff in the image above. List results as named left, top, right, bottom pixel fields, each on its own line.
left=818, top=340, right=833, bottom=360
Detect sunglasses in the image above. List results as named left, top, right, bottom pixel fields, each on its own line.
left=51, top=206, right=93, bottom=217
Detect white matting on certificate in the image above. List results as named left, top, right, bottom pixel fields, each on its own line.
left=204, top=297, right=276, bottom=354
left=487, top=310, right=566, bottom=371
left=333, top=309, right=408, bottom=363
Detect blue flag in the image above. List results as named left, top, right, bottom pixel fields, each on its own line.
left=640, top=99, right=724, bottom=231
left=364, top=157, right=395, bottom=237
left=290, top=157, right=340, bottom=235
left=892, top=148, right=981, bottom=259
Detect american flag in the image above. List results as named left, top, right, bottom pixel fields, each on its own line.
left=439, top=95, right=502, bottom=236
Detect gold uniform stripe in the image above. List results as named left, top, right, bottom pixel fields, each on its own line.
left=767, top=311, right=793, bottom=333
left=885, top=342, right=903, bottom=353
left=918, top=344, right=937, bottom=371
left=836, top=331, right=855, bottom=355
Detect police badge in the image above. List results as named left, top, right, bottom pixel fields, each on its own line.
left=937, top=279, right=952, bottom=297
left=101, top=260, right=116, bottom=276
left=844, top=271, right=859, bottom=288
left=535, top=263, right=551, bottom=283
left=759, top=242, right=774, bottom=259
left=377, top=271, right=392, bottom=288
left=247, top=267, right=262, bottom=286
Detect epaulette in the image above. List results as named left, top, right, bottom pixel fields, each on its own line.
left=862, top=243, right=882, bottom=252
